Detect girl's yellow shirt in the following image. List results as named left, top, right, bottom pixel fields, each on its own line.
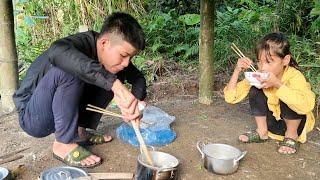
left=224, top=67, right=316, bottom=143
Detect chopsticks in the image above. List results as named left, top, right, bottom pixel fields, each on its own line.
left=231, top=43, right=257, bottom=72
left=86, top=104, right=123, bottom=118
left=86, top=104, right=154, bottom=166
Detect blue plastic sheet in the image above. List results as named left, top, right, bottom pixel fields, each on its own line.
left=116, top=106, right=176, bottom=147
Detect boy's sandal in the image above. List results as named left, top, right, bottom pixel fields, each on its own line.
left=240, top=130, right=268, bottom=143
left=77, top=131, right=112, bottom=146
left=278, top=138, right=299, bottom=155
left=53, top=146, right=101, bottom=168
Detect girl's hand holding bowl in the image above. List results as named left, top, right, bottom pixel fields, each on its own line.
left=260, top=72, right=283, bottom=89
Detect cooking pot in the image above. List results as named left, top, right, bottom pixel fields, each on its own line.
left=39, top=166, right=88, bottom=180
left=197, top=141, right=247, bottom=175
left=136, top=151, right=179, bottom=180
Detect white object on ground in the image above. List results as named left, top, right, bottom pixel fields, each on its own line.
left=138, top=103, right=145, bottom=111
left=0, top=167, right=9, bottom=180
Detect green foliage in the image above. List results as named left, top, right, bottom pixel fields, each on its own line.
left=214, top=3, right=276, bottom=73
left=14, top=0, right=319, bottom=98
left=310, top=1, right=320, bottom=41
left=14, top=0, right=147, bottom=64
left=147, top=0, right=199, bottom=15
left=278, top=0, right=314, bottom=36
left=141, top=10, right=199, bottom=62
left=178, top=14, right=200, bottom=25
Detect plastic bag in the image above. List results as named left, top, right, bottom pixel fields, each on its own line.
left=116, top=106, right=176, bottom=147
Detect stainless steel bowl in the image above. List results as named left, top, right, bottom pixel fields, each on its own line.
left=197, top=142, right=247, bottom=175
left=40, top=166, right=88, bottom=180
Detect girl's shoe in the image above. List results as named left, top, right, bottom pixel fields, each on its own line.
left=239, top=130, right=269, bottom=143
left=278, top=138, right=299, bottom=155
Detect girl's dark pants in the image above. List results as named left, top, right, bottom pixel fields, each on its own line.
left=248, top=87, right=306, bottom=136
left=18, top=67, right=113, bottom=143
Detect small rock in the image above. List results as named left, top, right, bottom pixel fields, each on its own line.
left=306, top=172, right=316, bottom=176
left=32, top=154, right=37, bottom=161
left=287, top=174, right=293, bottom=178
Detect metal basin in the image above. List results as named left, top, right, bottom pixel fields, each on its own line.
left=197, top=142, right=247, bottom=175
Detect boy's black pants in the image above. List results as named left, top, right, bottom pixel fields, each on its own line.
left=18, top=67, right=113, bottom=143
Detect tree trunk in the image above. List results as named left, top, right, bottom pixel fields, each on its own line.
left=199, top=0, right=215, bottom=105
left=0, top=0, right=19, bottom=113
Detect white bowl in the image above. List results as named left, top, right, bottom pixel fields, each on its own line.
left=0, top=167, right=9, bottom=180
left=244, top=72, right=269, bottom=88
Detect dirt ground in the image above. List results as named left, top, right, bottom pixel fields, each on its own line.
left=1, top=90, right=320, bottom=180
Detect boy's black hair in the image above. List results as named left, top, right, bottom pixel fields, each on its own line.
left=100, top=12, right=145, bottom=50
left=255, top=32, right=299, bottom=69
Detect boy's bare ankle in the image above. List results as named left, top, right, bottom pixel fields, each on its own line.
left=53, top=140, right=78, bottom=157
left=53, top=140, right=77, bottom=149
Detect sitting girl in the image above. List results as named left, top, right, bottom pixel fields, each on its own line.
left=224, top=32, right=316, bottom=154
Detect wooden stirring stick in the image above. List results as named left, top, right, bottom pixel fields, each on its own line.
left=117, top=90, right=154, bottom=166
left=86, top=103, right=154, bottom=166
left=131, top=120, right=154, bottom=166
left=131, top=103, right=154, bottom=166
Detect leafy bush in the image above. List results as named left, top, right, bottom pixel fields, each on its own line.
left=140, top=10, right=199, bottom=61
left=214, top=3, right=276, bottom=73
left=147, top=0, right=199, bottom=15
left=278, top=0, right=314, bottom=37
left=14, top=0, right=319, bottom=98
left=309, top=1, right=320, bottom=41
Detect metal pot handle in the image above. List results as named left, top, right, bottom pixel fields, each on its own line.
left=149, top=146, right=155, bottom=151
left=233, top=151, right=247, bottom=166
left=196, top=141, right=206, bottom=159
left=57, top=170, right=72, bottom=180
left=140, top=145, right=155, bottom=154
left=156, top=167, right=177, bottom=178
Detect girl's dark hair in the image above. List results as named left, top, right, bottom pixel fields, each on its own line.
left=100, top=12, right=145, bottom=51
left=255, top=32, right=299, bottom=69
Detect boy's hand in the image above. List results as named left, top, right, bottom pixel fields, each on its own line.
left=235, top=57, right=253, bottom=73
left=260, top=72, right=283, bottom=89
left=120, top=103, right=140, bottom=122
left=111, top=79, right=141, bottom=121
